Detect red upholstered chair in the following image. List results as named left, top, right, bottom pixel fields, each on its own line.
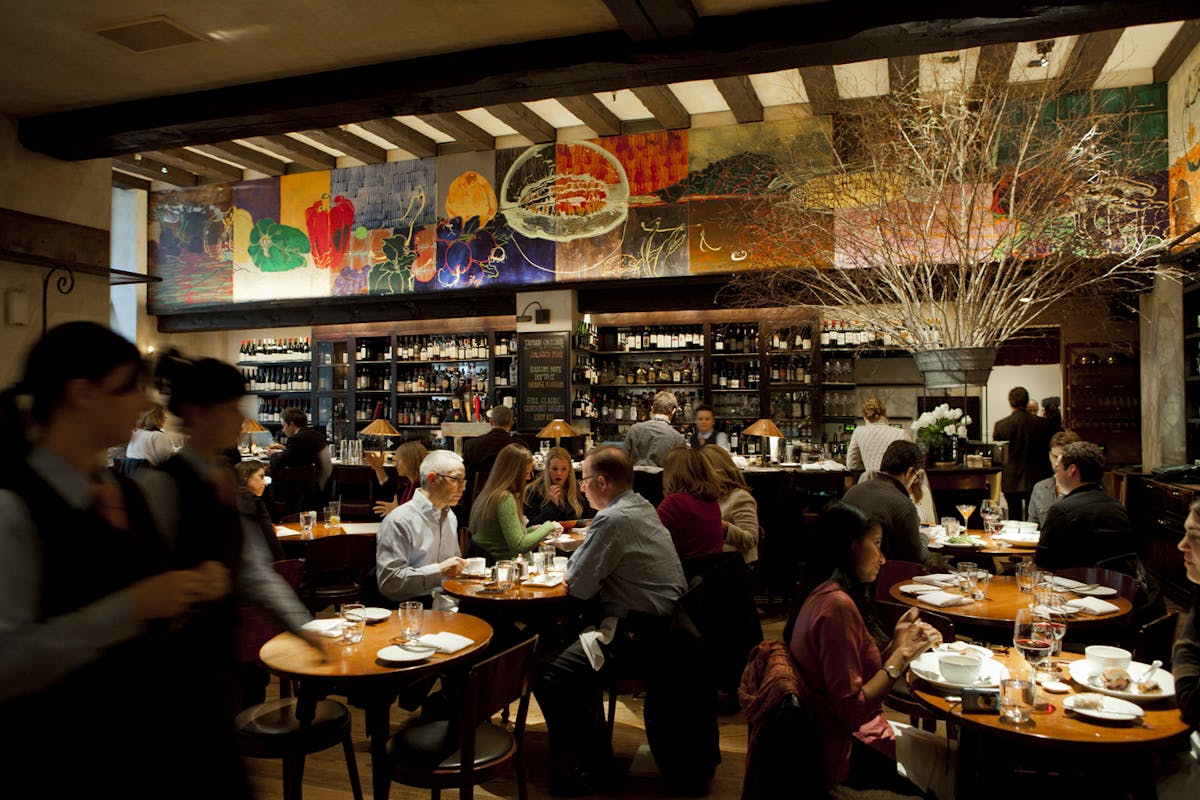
left=874, top=560, right=927, bottom=602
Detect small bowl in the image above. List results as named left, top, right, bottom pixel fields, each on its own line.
left=939, top=654, right=982, bottom=685
left=1085, top=645, right=1131, bottom=676
left=558, top=520, right=577, bottom=534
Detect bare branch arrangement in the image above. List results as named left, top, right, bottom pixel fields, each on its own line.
left=727, top=72, right=1175, bottom=351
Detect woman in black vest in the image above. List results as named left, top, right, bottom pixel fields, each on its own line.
left=0, top=322, right=231, bottom=799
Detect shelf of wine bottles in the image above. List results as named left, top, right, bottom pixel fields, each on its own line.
left=239, top=337, right=311, bottom=364
left=243, top=365, right=312, bottom=393
left=256, top=398, right=311, bottom=424
left=591, top=355, right=702, bottom=386
left=603, top=325, right=704, bottom=352
left=393, top=364, right=489, bottom=394
left=393, top=334, right=491, bottom=362
left=710, top=323, right=758, bottom=354
left=593, top=389, right=701, bottom=427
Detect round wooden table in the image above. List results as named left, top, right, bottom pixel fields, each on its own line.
left=888, top=575, right=1133, bottom=636
left=443, top=576, right=569, bottom=606
left=260, top=610, right=492, bottom=800
left=275, top=520, right=379, bottom=541
left=910, top=650, right=1190, bottom=796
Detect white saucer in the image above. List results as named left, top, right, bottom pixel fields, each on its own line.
left=352, top=607, right=392, bottom=622
left=1064, top=693, right=1144, bottom=721
left=910, top=652, right=1009, bottom=690
left=377, top=645, right=433, bottom=663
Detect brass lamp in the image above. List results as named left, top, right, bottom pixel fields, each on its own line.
left=360, top=417, right=400, bottom=459
left=240, top=417, right=267, bottom=453
left=536, top=418, right=579, bottom=450
left=742, top=418, right=784, bottom=465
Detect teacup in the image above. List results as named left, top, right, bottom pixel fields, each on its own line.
left=1085, top=645, right=1131, bottom=676
left=465, top=557, right=486, bottom=574
left=939, top=654, right=982, bottom=685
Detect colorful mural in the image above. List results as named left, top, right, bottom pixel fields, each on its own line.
left=1168, top=40, right=1200, bottom=244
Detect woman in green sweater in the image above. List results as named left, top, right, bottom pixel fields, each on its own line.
left=469, top=443, right=559, bottom=560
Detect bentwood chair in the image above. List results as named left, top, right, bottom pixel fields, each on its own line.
left=386, top=635, right=539, bottom=800
left=269, top=465, right=317, bottom=522
left=235, top=697, right=363, bottom=800
left=298, top=534, right=378, bottom=613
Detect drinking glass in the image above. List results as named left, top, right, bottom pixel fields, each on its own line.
left=1000, top=677, right=1034, bottom=724
left=980, top=499, right=1001, bottom=537
left=1015, top=561, right=1037, bottom=592
left=539, top=544, right=556, bottom=568
left=324, top=500, right=342, bottom=532
left=494, top=560, right=516, bottom=590
left=540, top=440, right=551, bottom=458
left=957, top=562, right=978, bottom=598
left=340, top=603, right=366, bottom=645
left=531, top=550, right=546, bottom=574
left=1014, top=607, right=1054, bottom=680
left=956, top=503, right=976, bottom=531
left=972, top=572, right=992, bottom=601
left=299, top=510, right=317, bottom=538
left=398, top=601, right=424, bottom=643
left=939, top=516, right=960, bottom=537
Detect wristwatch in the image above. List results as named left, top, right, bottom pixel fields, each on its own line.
left=884, top=663, right=902, bottom=680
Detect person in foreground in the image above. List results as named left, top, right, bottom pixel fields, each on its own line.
left=657, top=445, right=724, bottom=560
left=470, top=443, right=559, bottom=560
left=700, top=444, right=760, bottom=563
left=533, top=445, right=687, bottom=796
left=376, top=449, right=468, bottom=605
left=1156, top=499, right=1200, bottom=797
left=786, top=501, right=952, bottom=797
left=0, top=323, right=233, bottom=798
left=525, top=445, right=592, bottom=524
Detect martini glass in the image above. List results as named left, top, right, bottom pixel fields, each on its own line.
left=956, top=503, right=977, bottom=533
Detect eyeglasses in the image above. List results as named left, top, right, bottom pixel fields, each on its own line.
left=579, top=473, right=598, bottom=486
left=436, top=473, right=467, bottom=485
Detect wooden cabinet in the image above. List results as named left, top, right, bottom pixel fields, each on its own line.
left=1065, top=342, right=1140, bottom=465
left=1126, top=474, right=1193, bottom=605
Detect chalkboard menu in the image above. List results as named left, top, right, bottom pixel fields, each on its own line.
left=518, top=332, right=569, bottom=430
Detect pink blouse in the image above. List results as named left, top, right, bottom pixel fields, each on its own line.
left=656, top=492, right=724, bottom=560
left=788, top=581, right=895, bottom=783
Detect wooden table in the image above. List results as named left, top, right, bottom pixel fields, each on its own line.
left=443, top=576, right=568, bottom=606
left=911, top=650, right=1190, bottom=797
left=260, top=610, right=492, bottom=800
left=275, top=520, right=379, bottom=541
left=888, top=575, right=1133, bottom=637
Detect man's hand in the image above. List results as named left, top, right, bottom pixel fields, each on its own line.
left=127, top=560, right=231, bottom=620
left=439, top=556, right=468, bottom=577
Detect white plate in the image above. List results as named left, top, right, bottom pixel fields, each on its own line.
left=460, top=570, right=490, bottom=579
left=1064, top=693, right=1145, bottom=721
left=1066, top=660, right=1175, bottom=703
left=349, top=607, right=392, bottom=623
left=935, top=642, right=994, bottom=660
left=909, top=651, right=1009, bottom=690
left=1032, top=604, right=1077, bottom=617
left=376, top=645, right=433, bottom=663
left=1073, top=585, right=1119, bottom=597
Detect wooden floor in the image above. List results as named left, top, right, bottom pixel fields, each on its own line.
left=244, top=611, right=788, bottom=800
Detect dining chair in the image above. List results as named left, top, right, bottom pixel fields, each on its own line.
left=331, top=464, right=375, bottom=521
left=1053, top=566, right=1137, bottom=602
left=873, top=560, right=927, bottom=602
left=299, top=534, right=378, bottom=613
left=1134, top=610, right=1180, bottom=668
left=269, top=464, right=318, bottom=521
left=876, top=601, right=956, bottom=732
left=235, top=697, right=363, bottom=800
left=386, top=635, right=539, bottom=800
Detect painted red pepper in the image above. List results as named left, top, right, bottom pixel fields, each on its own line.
left=305, top=194, right=356, bottom=270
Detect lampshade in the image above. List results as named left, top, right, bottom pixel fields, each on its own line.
left=360, top=418, right=401, bottom=437
left=537, top=419, right=579, bottom=440
left=742, top=418, right=783, bottom=439
left=241, top=418, right=267, bottom=433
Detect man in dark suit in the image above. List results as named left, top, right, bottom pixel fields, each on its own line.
left=269, top=407, right=330, bottom=473
left=1034, top=441, right=1136, bottom=571
left=463, top=404, right=515, bottom=476
left=992, top=386, right=1052, bottom=520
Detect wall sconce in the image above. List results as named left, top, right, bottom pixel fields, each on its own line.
left=516, top=300, right=550, bottom=324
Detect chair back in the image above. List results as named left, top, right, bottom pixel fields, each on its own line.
left=332, top=465, right=375, bottom=521
left=876, top=600, right=956, bottom=643
left=1134, top=610, right=1180, bottom=668
left=272, top=558, right=304, bottom=592
left=1054, top=566, right=1137, bottom=602
left=269, top=464, right=317, bottom=521
left=464, top=635, right=539, bottom=728
left=300, top=535, right=377, bottom=609
left=874, top=559, right=927, bottom=602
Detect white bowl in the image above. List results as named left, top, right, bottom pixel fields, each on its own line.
left=1085, top=645, right=1131, bottom=675
left=939, top=654, right=982, bottom=685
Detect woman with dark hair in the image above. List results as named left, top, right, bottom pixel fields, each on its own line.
left=1157, top=499, right=1200, bottom=797
left=0, top=323, right=231, bottom=798
left=657, top=445, right=724, bottom=560
left=786, top=501, right=950, bottom=796
left=136, top=349, right=314, bottom=798
left=235, top=459, right=285, bottom=561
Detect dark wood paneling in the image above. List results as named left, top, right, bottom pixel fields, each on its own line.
left=354, top=118, right=438, bottom=158
left=558, top=94, right=622, bottom=136
left=300, top=128, right=386, bottom=164
left=484, top=104, right=557, bottom=143
left=1060, top=29, right=1124, bottom=90
left=798, top=65, right=838, bottom=115
left=418, top=113, right=495, bottom=151
left=145, top=148, right=243, bottom=182
left=112, top=155, right=197, bottom=187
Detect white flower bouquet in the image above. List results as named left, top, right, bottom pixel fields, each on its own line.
left=912, top=403, right=972, bottom=441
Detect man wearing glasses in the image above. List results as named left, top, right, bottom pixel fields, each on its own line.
left=534, top=445, right=687, bottom=795
left=376, top=450, right=469, bottom=604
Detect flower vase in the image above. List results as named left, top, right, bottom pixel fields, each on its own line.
left=932, top=436, right=958, bottom=468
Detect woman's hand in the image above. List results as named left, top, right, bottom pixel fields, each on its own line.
left=893, top=617, right=941, bottom=661
left=548, top=485, right=563, bottom=504
left=363, top=451, right=385, bottom=469
left=374, top=499, right=398, bottom=517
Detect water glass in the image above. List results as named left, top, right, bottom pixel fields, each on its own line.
left=494, top=560, right=516, bottom=590
left=324, top=500, right=342, bottom=531
left=340, top=603, right=366, bottom=645
left=299, top=510, right=317, bottom=538
left=972, top=572, right=992, bottom=601
left=999, top=677, right=1034, bottom=723
left=531, top=550, right=545, bottom=574
left=551, top=556, right=569, bottom=573
left=539, top=543, right=556, bottom=566
left=398, top=601, right=423, bottom=643
left=957, top=562, right=978, bottom=597
left=939, top=516, right=960, bottom=536
left=1015, top=561, right=1037, bottom=592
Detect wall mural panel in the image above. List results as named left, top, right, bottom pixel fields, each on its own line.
left=1168, top=40, right=1200, bottom=243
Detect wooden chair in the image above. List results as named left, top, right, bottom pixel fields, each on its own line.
left=386, top=635, right=539, bottom=800
left=874, top=560, right=927, bottom=602
left=1053, top=567, right=1137, bottom=602
left=1134, top=610, right=1180, bottom=669
left=876, top=601, right=956, bottom=731
left=332, top=464, right=375, bottom=521
left=269, top=465, right=317, bottom=522
left=299, top=535, right=378, bottom=613
left=235, top=697, right=363, bottom=800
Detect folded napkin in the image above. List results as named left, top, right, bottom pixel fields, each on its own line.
left=1047, top=576, right=1086, bottom=590
left=275, top=525, right=295, bottom=537
left=523, top=573, right=564, bottom=588
left=917, top=590, right=973, bottom=608
left=301, top=618, right=345, bottom=638
left=416, top=631, right=474, bottom=653
left=914, top=573, right=960, bottom=587
left=1064, top=596, right=1120, bottom=615
left=579, top=616, right=619, bottom=671
left=899, top=584, right=941, bottom=595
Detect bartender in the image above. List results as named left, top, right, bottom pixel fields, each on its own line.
left=690, top=405, right=730, bottom=451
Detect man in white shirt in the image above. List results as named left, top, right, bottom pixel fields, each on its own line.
left=690, top=405, right=730, bottom=451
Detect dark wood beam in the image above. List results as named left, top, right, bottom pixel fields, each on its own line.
left=190, top=142, right=286, bottom=176
left=354, top=118, right=438, bottom=158
left=601, top=0, right=697, bottom=42
left=713, top=75, right=763, bottom=123
left=144, top=148, right=244, bottom=182
left=974, top=42, right=1019, bottom=93
left=112, top=155, right=197, bottom=187
left=630, top=85, right=691, bottom=130
left=1060, top=28, right=1124, bottom=90
left=417, top=113, right=495, bottom=151
left=1154, top=19, right=1200, bottom=83
left=888, top=55, right=920, bottom=94
left=112, top=171, right=151, bottom=192
left=558, top=94, right=622, bottom=136
left=243, top=135, right=337, bottom=170
left=300, top=128, right=386, bottom=164
left=798, top=66, right=838, bottom=115
left=484, top=103, right=558, bottom=143
left=20, top=2, right=1199, bottom=159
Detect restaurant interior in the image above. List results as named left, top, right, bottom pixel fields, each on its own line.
left=3, top=2, right=1200, bottom=799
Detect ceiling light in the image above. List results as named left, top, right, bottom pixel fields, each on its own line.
left=161, top=166, right=168, bottom=173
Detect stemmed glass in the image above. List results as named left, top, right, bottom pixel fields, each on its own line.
left=980, top=499, right=1001, bottom=540
left=1014, top=607, right=1056, bottom=710
left=956, top=503, right=977, bottom=532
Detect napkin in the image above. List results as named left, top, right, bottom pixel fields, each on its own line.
left=914, top=573, right=960, bottom=587
left=523, top=574, right=564, bottom=588
left=1063, top=596, right=1120, bottom=615
left=916, top=590, right=973, bottom=608
left=1047, top=576, right=1086, bottom=590
left=301, top=618, right=345, bottom=638
left=899, top=584, right=941, bottom=596
left=274, top=525, right=294, bottom=537
left=416, top=632, right=474, bottom=653
left=579, top=616, right=619, bottom=671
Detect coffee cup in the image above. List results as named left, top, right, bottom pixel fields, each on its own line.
left=551, top=556, right=569, bottom=573
left=1085, top=645, right=1131, bottom=676
left=939, top=654, right=982, bottom=685
left=465, top=557, right=486, bottom=574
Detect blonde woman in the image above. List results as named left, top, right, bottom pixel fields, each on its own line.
left=124, top=404, right=173, bottom=471
left=700, top=444, right=761, bottom=563
left=368, top=440, right=429, bottom=517
left=470, top=443, right=558, bottom=560
left=657, top=445, right=724, bottom=560
left=846, top=397, right=909, bottom=478
left=524, top=446, right=591, bottom=524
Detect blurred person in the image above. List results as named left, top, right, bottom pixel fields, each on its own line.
left=993, top=386, right=1053, bottom=520
left=624, top=390, right=686, bottom=467
left=846, top=397, right=909, bottom=478
left=907, top=468, right=937, bottom=526
left=123, top=404, right=173, bottom=472
left=690, top=405, right=729, bottom=450
left=525, top=445, right=592, bottom=524
left=700, top=444, right=760, bottom=563
left=470, top=443, right=558, bottom=560
left=1026, top=430, right=1081, bottom=528
left=656, top=445, right=724, bottom=561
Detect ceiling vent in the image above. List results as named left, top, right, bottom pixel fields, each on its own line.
left=96, top=16, right=208, bottom=53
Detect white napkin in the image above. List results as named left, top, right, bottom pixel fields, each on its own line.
left=1063, top=596, right=1120, bottom=615
left=523, top=573, right=564, bottom=588
left=416, top=631, right=474, bottom=653
left=579, top=616, right=619, bottom=671
left=339, top=522, right=379, bottom=535
left=275, top=525, right=294, bottom=537
left=1047, top=576, right=1086, bottom=590
left=301, top=618, right=345, bottom=638
left=899, top=584, right=941, bottom=595
left=914, top=573, right=960, bottom=587
left=917, top=590, right=973, bottom=608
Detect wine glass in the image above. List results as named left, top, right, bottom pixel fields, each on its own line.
left=956, top=502, right=977, bottom=532
left=1013, top=607, right=1053, bottom=672
left=980, top=498, right=1001, bottom=539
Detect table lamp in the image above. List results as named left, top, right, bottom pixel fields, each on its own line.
left=742, top=418, right=783, bottom=465
left=240, top=417, right=267, bottom=453
left=537, top=419, right=579, bottom=450
left=360, top=417, right=400, bottom=459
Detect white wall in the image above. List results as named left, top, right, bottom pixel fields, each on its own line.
left=985, top=365, right=1063, bottom=440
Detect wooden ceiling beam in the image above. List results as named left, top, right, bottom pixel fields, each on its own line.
left=602, top=0, right=697, bottom=42
left=1154, top=19, right=1200, bottom=83
left=630, top=85, right=690, bottom=130
left=190, top=141, right=287, bottom=176
left=354, top=118, right=438, bottom=158
left=111, top=171, right=151, bottom=192
left=112, top=155, right=197, bottom=187
left=1060, top=29, right=1124, bottom=91
left=20, top=1, right=1199, bottom=159
left=300, top=128, right=387, bottom=164
left=713, top=75, right=763, bottom=124
left=417, top=113, right=495, bottom=151
left=973, top=42, right=1019, bottom=94
left=558, top=94, right=622, bottom=136
left=484, top=103, right=557, bottom=143
left=242, top=135, right=336, bottom=170
left=798, top=66, right=839, bottom=116
left=144, top=148, right=244, bottom=182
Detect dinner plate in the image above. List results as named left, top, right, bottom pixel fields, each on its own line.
left=1064, top=693, right=1145, bottom=721
left=1073, top=585, right=1119, bottom=597
left=349, top=607, right=392, bottom=623
left=934, top=642, right=994, bottom=660
left=376, top=645, right=433, bottom=663
left=460, top=570, right=491, bottom=579
left=1066, top=660, right=1176, bottom=703
left=909, top=651, right=1009, bottom=690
